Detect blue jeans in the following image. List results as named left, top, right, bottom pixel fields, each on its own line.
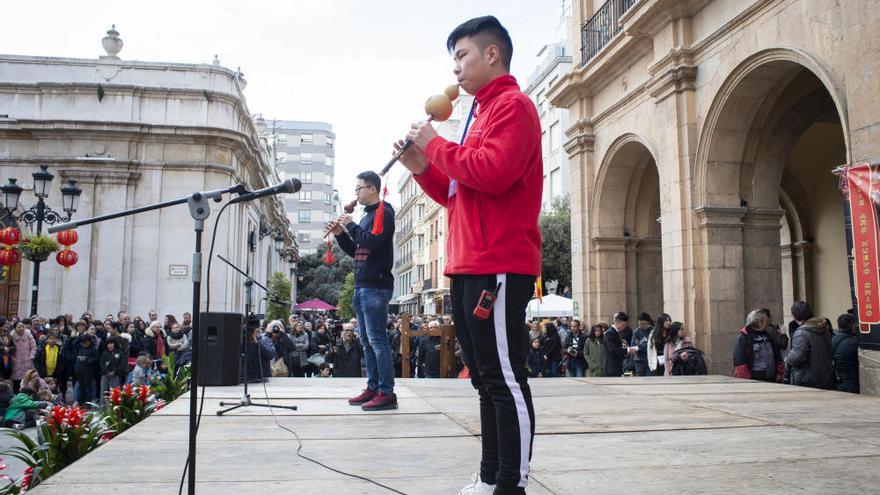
left=567, top=358, right=586, bottom=377
left=353, top=287, right=395, bottom=394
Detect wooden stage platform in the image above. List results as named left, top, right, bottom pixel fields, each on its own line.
left=31, top=376, right=880, bottom=494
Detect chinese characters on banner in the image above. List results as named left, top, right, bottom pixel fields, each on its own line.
left=837, top=162, right=880, bottom=348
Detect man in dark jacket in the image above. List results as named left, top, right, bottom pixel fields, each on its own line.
left=332, top=171, right=397, bottom=411
left=330, top=325, right=363, bottom=378
left=604, top=312, right=633, bottom=377
left=832, top=314, right=859, bottom=393
left=564, top=321, right=587, bottom=377
left=785, top=317, right=835, bottom=390
left=734, top=309, right=784, bottom=382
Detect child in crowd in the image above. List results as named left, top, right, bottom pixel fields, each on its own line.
left=4, top=387, right=50, bottom=430
left=130, top=354, right=156, bottom=386
left=527, top=338, right=546, bottom=378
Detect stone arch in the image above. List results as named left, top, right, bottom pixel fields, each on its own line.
left=693, top=48, right=850, bottom=369
left=590, top=134, right=664, bottom=319
left=694, top=47, right=850, bottom=210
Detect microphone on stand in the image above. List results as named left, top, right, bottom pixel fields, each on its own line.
left=229, top=178, right=302, bottom=205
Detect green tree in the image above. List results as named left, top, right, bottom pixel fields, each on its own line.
left=539, top=196, right=572, bottom=295
left=296, top=245, right=354, bottom=305
left=265, top=271, right=293, bottom=322
left=337, top=272, right=355, bottom=320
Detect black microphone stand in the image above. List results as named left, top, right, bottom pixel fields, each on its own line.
left=215, top=254, right=297, bottom=415
left=48, top=184, right=246, bottom=495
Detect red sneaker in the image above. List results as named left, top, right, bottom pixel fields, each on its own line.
left=361, top=392, right=398, bottom=411
left=348, top=388, right=377, bottom=406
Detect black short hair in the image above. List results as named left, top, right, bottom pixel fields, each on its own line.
left=790, top=301, right=813, bottom=321
left=838, top=313, right=855, bottom=332
left=613, top=311, right=629, bottom=322
left=356, top=171, right=381, bottom=191
left=638, top=312, right=652, bottom=322
left=447, top=15, right=513, bottom=71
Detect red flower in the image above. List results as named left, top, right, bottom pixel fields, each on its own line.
left=100, top=432, right=114, bottom=443
left=137, top=385, right=149, bottom=403
left=66, top=407, right=84, bottom=428
left=21, top=466, right=33, bottom=489
left=109, top=387, right=121, bottom=406
left=123, top=383, right=134, bottom=396
left=155, top=400, right=166, bottom=411
left=51, top=405, right=65, bottom=425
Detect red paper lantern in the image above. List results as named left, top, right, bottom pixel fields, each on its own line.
left=57, top=230, right=78, bottom=247
left=56, top=249, right=78, bottom=268
left=6, top=228, right=20, bottom=246
left=0, top=249, right=18, bottom=266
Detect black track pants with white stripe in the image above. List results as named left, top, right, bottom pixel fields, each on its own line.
left=451, top=273, right=536, bottom=495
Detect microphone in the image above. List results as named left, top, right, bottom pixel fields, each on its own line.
left=229, top=178, right=302, bottom=204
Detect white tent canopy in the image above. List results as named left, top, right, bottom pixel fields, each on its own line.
left=525, top=294, right=573, bottom=319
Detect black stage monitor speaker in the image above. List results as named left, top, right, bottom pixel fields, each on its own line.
left=198, top=312, right=243, bottom=386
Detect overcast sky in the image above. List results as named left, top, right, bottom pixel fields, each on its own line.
left=2, top=0, right=567, bottom=203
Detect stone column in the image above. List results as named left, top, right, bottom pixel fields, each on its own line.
left=592, top=236, right=628, bottom=321
left=694, top=206, right=747, bottom=373
left=564, top=121, right=595, bottom=322
left=742, top=208, right=785, bottom=320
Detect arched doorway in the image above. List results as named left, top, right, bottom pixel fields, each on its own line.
left=696, top=49, right=849, bottom=369
left=591, top=136, right=663, bottom=320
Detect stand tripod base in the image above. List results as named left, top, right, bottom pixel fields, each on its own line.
left=216, top=392, right=298, bottom=416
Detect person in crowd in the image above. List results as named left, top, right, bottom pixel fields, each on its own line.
left=130, top=354, right=156, bottom=386
left=564, top=320, right=587, bottom=377
left=73, top=333, right=99, bottom=405
left=35, top=331, right=65, bottom=389
left=528, top=322, right=542, bottom=342
left=556, top=318, right=570, bottom=349
left=669, top=328, right=708, bottom=376
left=289, top=322, right=310, bottom=377
left=181, top=312, right=193, bottom=341
left=0, top=326, right=14, bottom=381
left=10, top=322, right=36, bottom=393
left=145, top=321, right=166, bottom=359
left=244, top=325, right=275, bottom=382
left=734, top=309, right=784, bottom=382
left=165, top=322, right=191, bottom=366
left=788, top=301, right=813, bottom=342
left=585, top=324, right=605, bottom=377
left=663, top=322, right=685, bottom=377
left=832, top=313, right=860, bottom=393
left=632, top=313, right=653, bottom=377
left=604, top=312, right=633, bottom=377
left=267, top=321, right=294, bottom=374
left=541, top=322, right=563, bottom=377
left=418, top=320, right=443, bottom=378
left=3, top=387, right=50, bottom=430
left=762, top=308, right=789, bottom=357
left=649, top=313, right=673, bottom=376
left=526, top=338, right=546, bottom=378
left=99, top=337, right=127, bottom=403
left=330, top=324, right=364, bottom=378
left=785, top=317, right=835, bottom=390
left=20, top=368, right=49, bottom=394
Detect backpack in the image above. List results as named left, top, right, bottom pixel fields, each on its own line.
left=672, top=348, right=708, bottom=376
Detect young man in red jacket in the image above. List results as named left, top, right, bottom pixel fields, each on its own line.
left=396, top=16, right=541, bottom=495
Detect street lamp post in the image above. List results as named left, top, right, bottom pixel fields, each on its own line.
left=1, top=166, right=82, bottom=316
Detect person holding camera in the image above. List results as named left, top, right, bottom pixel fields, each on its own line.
left=329, top=324, right=363, bottom=378
left=564, top=320, right=587, bottom=377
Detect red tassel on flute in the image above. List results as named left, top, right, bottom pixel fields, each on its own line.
left=323, top=239, right=335, bottom=264
left=371, top=187, right=388, bottom=235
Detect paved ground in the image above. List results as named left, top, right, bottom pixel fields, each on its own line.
left=29, top=376, right=880, bottom=494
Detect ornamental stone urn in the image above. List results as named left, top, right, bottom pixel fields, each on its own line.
left=101, top=25, right=123, bottom=60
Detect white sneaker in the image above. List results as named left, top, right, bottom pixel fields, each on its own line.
left=457, top=474, right=496, bottom=495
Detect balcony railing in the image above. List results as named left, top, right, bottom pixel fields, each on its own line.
left=581, top=0, right=638, bottom=66
left=395, top=253, right=413, bottom=268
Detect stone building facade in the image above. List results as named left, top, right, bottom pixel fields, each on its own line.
left=0, top=29, right=295, bottom=319
left=550, top=0, right=880, bottom=386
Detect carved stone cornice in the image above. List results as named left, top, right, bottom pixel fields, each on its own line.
left=563, top=119, right=595, bottom=157
left=694, top=206, right=747, bottom=228
left=59, top=168, right=139, bottom=186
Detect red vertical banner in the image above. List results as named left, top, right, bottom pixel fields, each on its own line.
left=846, top=164, right=880, bottom=327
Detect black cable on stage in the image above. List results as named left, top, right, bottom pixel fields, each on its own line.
left=178, top=200, right=233, bottom=495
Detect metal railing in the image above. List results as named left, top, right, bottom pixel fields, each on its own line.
left=581, top=0, right=638, bottom=66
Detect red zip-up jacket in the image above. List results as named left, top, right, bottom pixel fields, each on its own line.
left=413, top=74, right=542, bottom=276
